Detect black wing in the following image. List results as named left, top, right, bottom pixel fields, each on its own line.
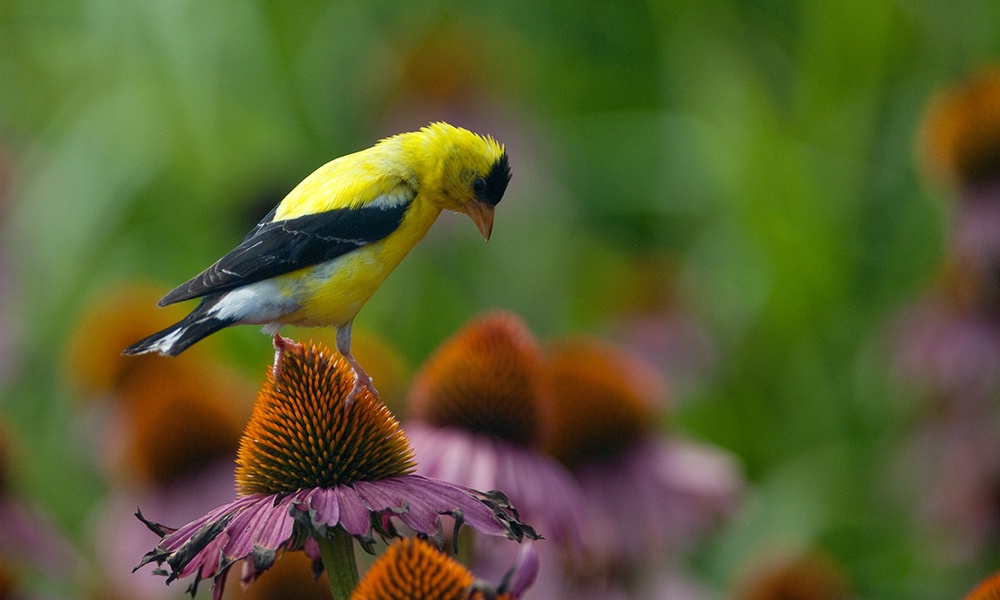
left=159, top=198, right=412, bottom=306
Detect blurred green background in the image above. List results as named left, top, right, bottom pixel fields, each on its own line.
left=1, top=0, right=999, bottom=598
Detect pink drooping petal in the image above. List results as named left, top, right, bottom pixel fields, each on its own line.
left=139, top=474, right=538, bottom=593
left=300, top=487, right=339, bottom=531
left=159, top=499, right=244, bottom=553
left=334, top=486, right=375, bottom=537
left=506, top=541, right=540, bottom=597
left=252, top=495, right=297, bottom=549
left=221, top=495, right=277, bottom=559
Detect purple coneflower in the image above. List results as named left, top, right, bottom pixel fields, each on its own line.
left=545, top=338, right=741, bottom=560
left=895, top=68, right=1000, bottom=408
left=66, top=282, right=251, bottom=598
left=886, top=67, right=1000, bottom=561
left=539, top=338, right=741, bottom=596
left=404, top=312, right=588, bottom=549
left=918, top=67, right=1000, bottom=315
left=351, top=536, right=537, bottom=600
left=135, top=341, right=535, bottom=600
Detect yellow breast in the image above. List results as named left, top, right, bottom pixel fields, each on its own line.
left=275, top=198, right=442, bottom=328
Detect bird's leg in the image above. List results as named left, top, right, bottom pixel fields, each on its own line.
left=336, top=322, right=379, bottom=406
left=272, top=333, right=302, bottom=383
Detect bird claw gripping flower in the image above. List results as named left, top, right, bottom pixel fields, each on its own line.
left=133, top=341, right=536, bottom=599
left=123, top=122, right=511, bottom=402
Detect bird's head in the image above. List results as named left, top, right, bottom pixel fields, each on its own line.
left=407, top=122, right=511, bottom=241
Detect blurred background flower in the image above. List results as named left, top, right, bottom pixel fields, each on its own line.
left=1, top=1, right=1000, bottom=598
left=965, top=569, right=1000, bottom=600
left=61, top=282, right=252, bottom=598
left=537, top=337, right=741, bottom=598
left=732, top=549, right=853, bottom=600
left=404, top=312, right=588, bottom=550
left=889, top=66, right=1000, bottom=572
left=0, top=421, right=81, bottom=599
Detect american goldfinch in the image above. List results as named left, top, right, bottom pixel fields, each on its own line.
left=124, top=122, right=511, bottom=400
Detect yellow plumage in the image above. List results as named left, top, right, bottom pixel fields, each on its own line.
left=276, top=124, right=506, bottom=217
left=124, top=122, right=511, bottom=400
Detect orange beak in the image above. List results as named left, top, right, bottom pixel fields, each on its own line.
left=466, top=201, right=495, bottom=241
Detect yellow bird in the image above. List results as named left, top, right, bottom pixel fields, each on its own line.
left=124, top=122, right=510, bottom=401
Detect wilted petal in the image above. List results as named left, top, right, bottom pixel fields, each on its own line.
left=175, top=530, right=227, bottom=581
left=157, top=500, right=240, bottom=554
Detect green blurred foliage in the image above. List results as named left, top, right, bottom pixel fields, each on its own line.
left=0, top=0, right=998, bottom=598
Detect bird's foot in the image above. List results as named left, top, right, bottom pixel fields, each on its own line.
left=344, top=364, right=379, bottom=407
left=334, top=323, right=378, bottom=407
left=272, top=334, right=303, bottom=383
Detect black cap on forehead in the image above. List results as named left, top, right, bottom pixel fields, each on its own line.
left=477, top=153, right=511, bottom=207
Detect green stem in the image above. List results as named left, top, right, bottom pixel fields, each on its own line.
left=455, top=526, right=475, bottom=567
left=317, top=528, right=359, bottom=599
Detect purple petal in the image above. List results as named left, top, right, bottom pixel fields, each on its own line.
left=159, top=498, right=247, bottom=553
left=253, top=495, right=297, bottom=549
left=139, top=468, right=541, bottom=597
left=175, top=530, right=227, bottom=579
left=576, top=436, right=741, bottom=560
left=301, top=487, right=340, bottom=531
left=408, top=423, right=586, bottom=545
left=493, top=442, right=584, bottom=543
left=401, top=475, right=511, bottom=538
left=506, top=542, right=540, bottom=597
left=407, top=424, right=500, bottom=491
left=334, top=487, right=374, bottom=537
left=338, top=475, right=526, bottom=540
left=353, top=478, right=437, bottom=534
left=303, top=536, right=322, bottom=562
left=138, top=492, right=302, bottom=593
left=221, top=495, right=278, bottom=559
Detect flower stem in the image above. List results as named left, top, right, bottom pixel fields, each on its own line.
left=456, top=526, right=475, bottom=566
left=317, top=528, right=359, bottom=599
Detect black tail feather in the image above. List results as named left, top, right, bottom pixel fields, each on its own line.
left=122, top=310, right=235, bottom=357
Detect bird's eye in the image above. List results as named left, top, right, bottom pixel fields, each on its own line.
left=473, top=176, right=487, bottom=197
